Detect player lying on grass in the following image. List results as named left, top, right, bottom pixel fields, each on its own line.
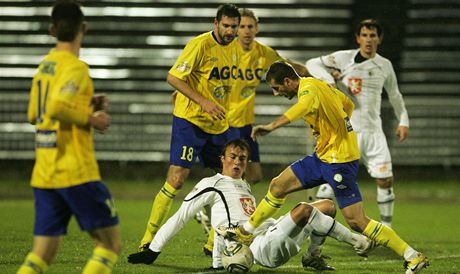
left=128, top=138, right=373, bottom=270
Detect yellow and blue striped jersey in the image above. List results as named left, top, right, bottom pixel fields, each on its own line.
left=27, top=49, right=101, bottom=188
left=170, top=31, right=240, bottom=134
left=284, top=77, right=360, bottom=163
left=228, top=40, right=282, bottom=127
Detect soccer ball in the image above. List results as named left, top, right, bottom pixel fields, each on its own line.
left=221, top=240, right=254, bottom=273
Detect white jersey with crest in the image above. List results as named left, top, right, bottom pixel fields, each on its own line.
left=306, top=49, right=409, bottom=133
left=149, top=173, right=257, bottom=266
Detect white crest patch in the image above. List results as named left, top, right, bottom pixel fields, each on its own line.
left=333, top=174, right=343, bottom=183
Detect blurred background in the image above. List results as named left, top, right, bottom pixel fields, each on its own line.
left=1, top=0, right=459, bottom=182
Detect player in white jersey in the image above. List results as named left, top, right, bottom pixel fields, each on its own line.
left=128, top=139, right=373, bottom=270
left=306, top=19, right=409, bottom=227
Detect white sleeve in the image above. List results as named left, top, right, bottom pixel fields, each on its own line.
left=306, top=56, right=336, bottom=84
left=384, top=62, right=409, bottom=127
left=149, top=181, right=214, bottom=252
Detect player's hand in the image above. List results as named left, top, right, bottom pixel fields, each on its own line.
left=201, top=99, right=226, bottom=120
left=92, top=94, right=109, bottom=111
left=251, top=124, right=272, bottom=140
left=331, top=69, right=342, bottom=81
left=128, top=249, right=160, bottom=265
left=396, top=125, right=409, bottom=142
left=88, top=111, right=111, bottom=134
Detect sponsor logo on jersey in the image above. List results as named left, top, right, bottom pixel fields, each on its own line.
left=208, top=66, right=264, bottom=81
left=239, top=197, right=256, bottom=216
left=348, top=77, right=362, bottom=95
left=36, top=130, right=57, bottom=148
left=299, top=90, right=309, bottom=97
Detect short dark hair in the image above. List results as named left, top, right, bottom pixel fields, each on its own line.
left=216, top=3, right=241, bottom=22
left=221, top=138, right=250, bottom=160
left=266, top=61, right=299, bottom=85
left=356, top=18, right=383, bottom=37
left=51, top=0, right=84, bottom=42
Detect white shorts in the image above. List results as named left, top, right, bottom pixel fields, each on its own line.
left=250, top=213, right=312, bottom=268
left=357, top=131, right=393, bottom=178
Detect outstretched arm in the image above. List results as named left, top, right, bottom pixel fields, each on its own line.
left=251, top=115, right=290, bottom=140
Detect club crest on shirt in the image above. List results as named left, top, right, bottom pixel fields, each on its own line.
left=60, top=80, right=78, bottom=94
left=239, top=197, right=256, bottom=216
left=176, top=61, right=191, bottom=72
left=347, top=77, right=362, bottom=95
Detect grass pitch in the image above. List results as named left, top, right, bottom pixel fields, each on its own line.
left=1, top=179, right=459, bottom=273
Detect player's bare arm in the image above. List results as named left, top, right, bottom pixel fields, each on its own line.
left=167, top=73, right=226, bottom=120
left=251, top=115, right=290, bottom=140
left=396, top=125, right=409, bottom=142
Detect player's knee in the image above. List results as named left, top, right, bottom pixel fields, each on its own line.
left=376, top=177, right=393, bottom=188
left=318, top=199, right=336, bottom=218
left=268, top=177, right=287, bottom=198
left=291, top=202, right=314, bottom=224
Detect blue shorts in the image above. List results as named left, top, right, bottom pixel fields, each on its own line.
left=170, top=116, right=229, bottom=169
left=290, top=153, right=362, bottom=209
left=227, top=125, right=260, bottom=162
left=33, top=181, right=119, bottom=236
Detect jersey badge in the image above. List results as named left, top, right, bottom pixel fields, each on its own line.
left=347, top=77, right=362, bottom=95
left=176, top=61, right=191, bottom=73
left=239, top=197, right=255, bottom=216
left=60, top=80, right=79, bottom=94
left=240, top=86, right=255, bottom=98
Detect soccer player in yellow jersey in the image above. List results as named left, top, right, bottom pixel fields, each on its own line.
left=199, top=7, right=311, bottom=257
left=229, top=8, right=309, bottom=184
left=136, top=4, right=241, bottom=252
left=17, top=1, right=121, bottom=274
left=221, top=61, right=428, bottom=274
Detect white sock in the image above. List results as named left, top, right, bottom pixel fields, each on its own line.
left=377, top=186, right=395, bottom=227
left=316, top=184, right=334, bottom=200
left=308, top=207, right=368, bottom=249
left=404, top=246, right=418, bottom=261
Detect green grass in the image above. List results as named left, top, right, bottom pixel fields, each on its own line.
left=1, top=179, right=460, bottom=273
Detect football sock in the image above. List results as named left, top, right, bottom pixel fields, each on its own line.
left=315, top=183, right=334, bottom=200
left=307, top=207, right=366, bottom=248
left=363, top=219, right=408, bottom=257
left=245, top=190, right=285, bottom=233
left=141, top=182, right=179, bottom=246
left=203, top=228, right=214, bottom=252
left=377, top=186, right=395, bottom=227
left=82, top=246, right=118, bottom=274
left=17, top=252, right=48, bottom=274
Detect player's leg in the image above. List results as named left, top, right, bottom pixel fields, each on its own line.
left=376, top=177, right=394, bottom=227
left=84, top=225, right=121, bottom=274
left=140, top=165, right=189, bottom=249
left=18, top=188, right=72, bottom=273
left=140, top=116, right=203, bottom=249
left=62, top=182, right=121, bottom=274
left=315, top=183, right=334, bottom=200
left=361, top=132, right=395, bottom=227
left=17, top=236, right=61, bottom=274
left=242, top=125, right=263, bottom=184
left=243, top=164, right=304, bottom=234
left=341, top=202, right=428, bottom=271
